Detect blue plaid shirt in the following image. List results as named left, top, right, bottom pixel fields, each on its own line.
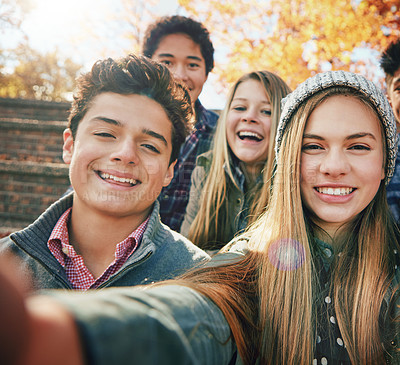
left=387, top=137, right=400, bottom=222
left=158, top=100, right=219, bottom=231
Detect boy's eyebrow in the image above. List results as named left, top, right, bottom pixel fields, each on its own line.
left=187, top=55, right=203, bottom=62
left=93, top=118, right=168, bottom=145
left=303, top=132, right=376, bottom=141
left=142, top=128, right=168, bottom=145
left=95, top=116, right=121, bottom=126
left=157, top=53, right=203, bottom=62
left=157, top=53, right=174, bottom=58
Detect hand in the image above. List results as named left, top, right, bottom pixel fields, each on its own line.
left=0, top=254, right=84, bottom=365
left=0, top=266, right=30, bottom=365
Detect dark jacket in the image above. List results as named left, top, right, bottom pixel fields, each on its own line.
left=181, top=151, right=258, bottom=251
left=0, top=193, right=210, bottom=290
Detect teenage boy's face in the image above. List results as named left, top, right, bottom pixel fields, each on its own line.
left=63, top=92, right=175, bottom=221
left=152, top=33, right=208, bottom=105
left=387, top=67, right=400, bottom=131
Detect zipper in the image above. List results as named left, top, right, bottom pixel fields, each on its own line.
left=13, top=236, right=153, bottom=289
left=97, top=250, right=153, bottom=289
left=13, top=238, right=72, bottom=289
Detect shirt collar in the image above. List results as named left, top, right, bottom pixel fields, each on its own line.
left=48, top=208, right=150, bottom=266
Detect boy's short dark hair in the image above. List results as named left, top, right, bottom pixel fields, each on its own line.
left=380, top=39, right=400, bottom=87
left=68, top=54, right=193, bottom=163
left=142, top=15, right=214, bottom=75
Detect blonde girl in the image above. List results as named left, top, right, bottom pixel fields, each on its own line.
left=181, top=71, right=291, bottom=251
left=6, top=71, right=400, bottom=365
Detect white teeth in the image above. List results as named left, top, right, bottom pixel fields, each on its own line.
left=238, top=131, right=263, bottom=140
left=99, top=172, right=137, bottom=185
left=316, top=187, right=354, bottom=196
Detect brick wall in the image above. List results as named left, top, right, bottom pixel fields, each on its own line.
left=0, top=161, right=70, bottom=231
left=0, top=97, right=70, bottom=121
left=0, top=98, right=71, bottom=236
left=0, top=118, right=66, bottom=163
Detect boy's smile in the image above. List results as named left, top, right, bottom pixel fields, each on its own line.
left=62, top=92, right=175, bottom=222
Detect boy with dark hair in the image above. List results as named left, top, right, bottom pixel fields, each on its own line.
left=142, top=15, right=219, bottom=231
left=381, top=39, right=400, bottom=221
left=0, top=54, right=209, bottom=290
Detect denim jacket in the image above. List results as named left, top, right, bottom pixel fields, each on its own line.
left=0, top=193, right=210, bottom=290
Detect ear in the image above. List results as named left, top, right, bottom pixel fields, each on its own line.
left=62, top=128, right=74, bottom=165
left=381, top=166, right=386, bottom=181
left=162, top=160, right=176, bottom=187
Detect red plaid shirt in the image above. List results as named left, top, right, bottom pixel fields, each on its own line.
left=48, top=208, right=149, bottom=291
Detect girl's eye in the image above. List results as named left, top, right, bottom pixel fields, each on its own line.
left=188, top=63, right=200, bottom=69
left=94, top=132, right=115, bottom=138
left=302, top=144, right=323, bottom=151
left=232, top=106, right=246, bottom=111
left=160, top=60, right=172, bottom=67
left=261, top=109, right=272, bottom=116
left=349, top=144, right=371, bottom=151
left=142, top=144, right=160, bottom=153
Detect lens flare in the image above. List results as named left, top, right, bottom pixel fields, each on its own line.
left=268, top=238, right=305, bottom=271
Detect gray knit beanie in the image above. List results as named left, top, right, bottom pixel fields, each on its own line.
left=275, top=70, right=398, bottom=184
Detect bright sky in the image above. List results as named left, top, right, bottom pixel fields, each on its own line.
left=18, top=0, right=225, bottom=109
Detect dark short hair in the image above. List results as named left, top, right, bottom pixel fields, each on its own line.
left=380, top=39, right=400, bottom=87
left=68, top=54, right=193, bottom=163
left=142, top=15, right=214, bottom=75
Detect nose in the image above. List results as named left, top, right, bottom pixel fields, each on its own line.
left=110, top=139, right=139, bottom=165
left=173, top=64, right=189, bottom=82
left=241, top=107, right=259, bottom=123
left=319, top=148, right=350, bottom=177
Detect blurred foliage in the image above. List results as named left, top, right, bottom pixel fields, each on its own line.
left=1, top=0, right=399, bottom=101
left=0, top=0, right=82, bottom=101
left=116, top=0, right=159, bottom=54
left=0, top=44, right=81, bottom=101
left=179, top=0, right=400, bottom=91
left=0, top=0, right=33, bottom=31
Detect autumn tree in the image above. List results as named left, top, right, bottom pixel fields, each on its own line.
left=179, top=0, right=399, bottom=90
left=0, top=0, right=32, bottom=34
left=365, top=0, right=400, bottom=46
left=115, top=0, right=160, bottom=54
left=0, top=44, right=82, bottom=101
left=0, top=0, right=82, bottom=101
left=81, top=0, right=161, bottom=58
left=0, top=0, right=32, bottom=79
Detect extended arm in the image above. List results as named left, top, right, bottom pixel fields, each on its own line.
left=49, top=285, right=235, bottom=365
left=3, top=276, right=235, bottom=365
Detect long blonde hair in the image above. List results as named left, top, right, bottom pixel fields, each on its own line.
left=181, top=86, right=399, bottom=364
left=188, top=71, right=291, bottom=249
